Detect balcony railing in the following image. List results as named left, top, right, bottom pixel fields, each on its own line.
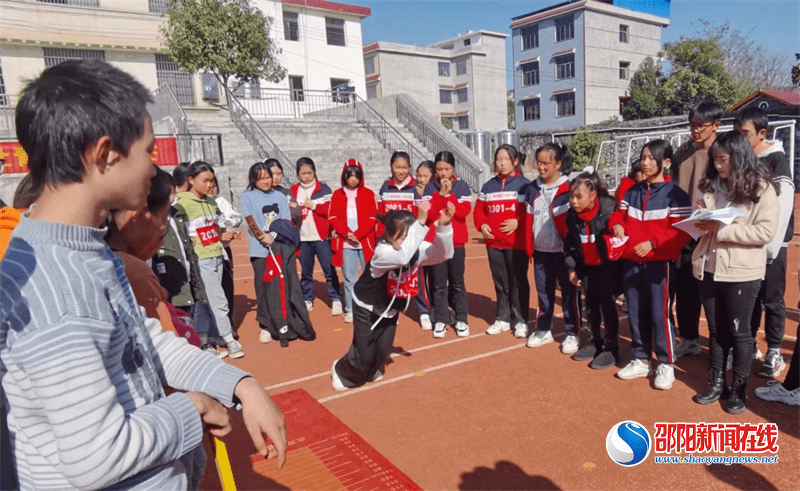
left=0, top=95, right=17, bottom=136
left=149, top=83, right=187, bottom=135
left=230, top=86, right=356, bottom=119
left=173, top=133, right=224, bottom=167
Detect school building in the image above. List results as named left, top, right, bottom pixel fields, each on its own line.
left=510, top=0, right=669, bottom=131
left=362, top=30, right=509, bottom=134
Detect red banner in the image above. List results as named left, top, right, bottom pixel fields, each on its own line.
left=0, top=137, right=179, bottom=173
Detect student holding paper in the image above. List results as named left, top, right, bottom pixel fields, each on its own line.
left=692, top=131, right=779, bottom=415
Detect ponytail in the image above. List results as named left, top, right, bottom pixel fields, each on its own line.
left=535, top=142, right=572, bottom=175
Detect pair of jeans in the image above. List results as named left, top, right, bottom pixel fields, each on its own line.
left=299, top=239, right=341, bottom=303
left=533, top=250, right=578, bottom=335
left=197, top=256, right=233, bottom=338
left=430, top=246, right=467, bottom=324
left=342, top=248, right=366, bottom=313
left=487, top=247, right=529, bottom=325
left=700, top=273, right=761, bottom=379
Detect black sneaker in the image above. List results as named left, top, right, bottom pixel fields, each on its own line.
left=590, top=350, right=619, bottom=370
left=573, top=343, right=597, bottom=361
left=758, top=350, right=786, bottom=378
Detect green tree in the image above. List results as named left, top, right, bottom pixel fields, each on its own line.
left=568, top=128, right=605, bottom=172
left=622, top=57, right=668, bottom=120
left=161, top=0, right=286, bottom=89
left=507, top=100, right=515, bottom=129
left=793, top=53, right=800, bottom=88
left=660, top=39, right=736, bottom=114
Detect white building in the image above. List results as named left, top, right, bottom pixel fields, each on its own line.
left=363, top=30, right=509, bottom=133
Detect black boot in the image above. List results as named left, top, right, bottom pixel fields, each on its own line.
left=695, top=370, right=726, bottom=405
left=725, top=376, right=748, bottom=414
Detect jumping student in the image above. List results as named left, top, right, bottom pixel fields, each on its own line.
left=670, top=101, right=724, bottom=359
left=563, top=170, right=621, bottom=369
left=524, top=142, right=580, bottom=353
left=609, top=139, right=692, bottom=390
left=424, top=151, right=472, bottom=338
left=475, top=144, right=531, bottom=338
left=241, top=162, right=289, bottom=344
left=175, top=161, right=244, bottom=358
left=735, top=107, right=795, bottom=378
left=692, top=131, right=779, bottom=414
left=291, top=157, right=343, bottom=314
left=0, top=59, right=286, bottom=490
left=377, top=152, right=432, bottom=329
left=330, top=159, right=378, bottom=323
left=332, top=202, right=456, bottom=390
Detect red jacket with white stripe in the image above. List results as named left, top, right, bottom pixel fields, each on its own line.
left=474, top=172, right=530, bottom=250
left=423, top=178, right=472, bottom=247
left=290, top=180, right=332, bottom=239
left=607, top=181, right=692, bottom=263
left=329, top=160, right=378, bottom=267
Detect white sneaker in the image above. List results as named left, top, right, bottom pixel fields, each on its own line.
left=485, top=320, right=510, bottom=335
left=305, top=301, right=314, bottom=312
left=526, top=330, right=554, bottom=348
left=455, top=321, right=470, bottom=337
left=561, top=335, right=579, bottom=354
left=513, top=323, right=528, bottom=339
left=755, top=381, right=800, bottom=407
left=226, top=340, right=244, bottom=359
left=433, top=322, right=446, bottom=339
left=344, top=311, right=353, bottom=323
left=753, top=344, right=763, bottom=361
left=654, top=364, right=675, bottom=390
left=674, top=338, right=702, bottom=358
left=259, top=330, right=272, bottom=344
left=419, top=314, right=433, bottom=331
left=331, top=360, right=348, bottom=391
left=616, top=358, right=651, bottom=380
left=331, top=300, right=343, bottom=316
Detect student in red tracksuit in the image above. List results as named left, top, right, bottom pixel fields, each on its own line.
left=377, top=151, right=432, bottom=329
left=329, top=159, right=378, bottom=323
left=475, top=144, right=531, bottom=339
left=423, top=151, right=472, bottom=339
left=291, top=157, right=342, bottom=315
left=609, top=139, right=692, bottom=390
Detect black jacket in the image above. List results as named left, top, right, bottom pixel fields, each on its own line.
left=151, top=207, right=207, bottom=308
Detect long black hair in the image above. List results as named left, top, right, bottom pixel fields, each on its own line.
left=377, top=210, right=417, bottom=244
left=187, top=161, right=215, bottom=179
left=640, top=139, right=672, bottom=175
left=417, top=160, right=435, bottom=175
left=247, top=161, right=273, bottom=191
left=699, top=131, right=777, bottom=204
left=296, top=157, right=316, bottom=177
left=341, top=164, right=363, bottom=188
left=147, top=166, right=174, bottom=213
left=535, top=142, right=572, bottom=175
left=570, top=169, right=609, bottom=198
left=434, top=151, right=456, bottom=168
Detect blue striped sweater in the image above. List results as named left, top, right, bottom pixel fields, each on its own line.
left=0, top=218, right=249, bottom=490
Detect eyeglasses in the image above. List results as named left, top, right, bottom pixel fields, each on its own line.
left=690, top=121, right=714, bottom=131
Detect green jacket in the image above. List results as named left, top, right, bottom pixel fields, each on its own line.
left=174, top=191, right=224, bottom=260
left=151, top=208, right=207, bottom=308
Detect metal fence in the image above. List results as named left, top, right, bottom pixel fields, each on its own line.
left=37, top=0, right=100, bottom=7
left=173, top=133, right=224, bottom=167
left=0, top=95, right=16, bottom=136
left=149, top=83, right=187, bottom=135
left=222, top=84, right=296, bottom=183
left=230, top=86, right=356, bottom=119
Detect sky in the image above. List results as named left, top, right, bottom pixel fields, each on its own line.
left=356, top=0, right=800, bottom=90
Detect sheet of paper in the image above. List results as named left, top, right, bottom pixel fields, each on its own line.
left=673, top=207, right=745, bottom=240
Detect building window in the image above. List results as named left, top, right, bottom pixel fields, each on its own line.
left=331, top=78, right=352, bottom=103
left=521, top=25, right=538, bottom=51
left=457, top=115, right=469, bottom=130
left=619, top=61, right=630, bottom=80
left=43, top=48, right=105, bottom=67
left=148, top=0, right=169, bottom=13
left=325, top=17, right=345, bottom=46
left=155, top=54, right=195, bottom=106
left=289, top=76, right=304, bottom=102
left=37, top=0, right=100, bottom=7
left=364, top=57, right=375, bottom=75
left=619, top=25, right=629, bottom=43
left=521, top=61, right=539, bottom=87
left=556, top=14, right=574, bottom=42
left=283, top=11, right=299, bottom=41
left=439, top=89, right=452, bottom=104
left=438, top=62, right=451, bottom=77
left=556, top=92, right=575, bottom=117
left=555, top=53, right=575, bottom=80
left=366, top=85, right=377, bottom=100
left=456, top=88, right=468, bottom=103
left=522, top=99, right=540, bottom=121
left=464, top=38, right=471, bottom=46
left=456, top=60, right=467, bottom=75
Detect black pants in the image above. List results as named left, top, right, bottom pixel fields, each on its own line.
left=487, top=247, right=530, bottom=325
left=223, top=246, right=235, bottom=328
left=335, top=303, right=398, bottom=388
left=671, top=248, right=702, bottom=341
left=750, top=248, right=787, bottom=350
left=431, top=246, right=468, bottom=324
left=582, top=265, right=619, bottom=350
left=251, top=257, right=272, bottom=332
left=700, top=274, right=760, bottom=379
left=783, top=322, right=799, bottom=391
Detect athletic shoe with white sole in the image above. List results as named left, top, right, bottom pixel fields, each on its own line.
left=202, top=344, right=227, bottom=359
left=674, top=338, right=702, bottom=357
left=331, top=300, right=343, bottom=316
left=344, top=311, right=353, bottom=323
left=455, top=321, right=470, bottom=337
left=526, top=330, right=554, bottom=348
left=331, top=360, right=348, bottom=391
left=753, top=343, right=763, bottom=361
left=433, top=322, right=447, bottom=339
left=485, top=320, right=510, bottom=335
left=305, top=301, right=314, bottom=312
left=259, top=330, right=272, bottom=344
left=226, top=340, right=244, bottom=359
left=758, top=349, right=786, bottom=378
left=654, top=364, right=675, bottom=390
left=755, top=381, right=800, bottom=407
left=419, top=314, right=433, bottom=331
left=616, top=358, right=651, bottom=380
left=513, top=323, right=528, bottom=339
left=561, top=335, right=579, bottom=354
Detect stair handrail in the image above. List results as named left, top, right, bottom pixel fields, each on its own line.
left=149, top=83, right=187, bottom=135
left=394, top=94, right=489, bottom=192
left=221, top=82, right=296, bottom=183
